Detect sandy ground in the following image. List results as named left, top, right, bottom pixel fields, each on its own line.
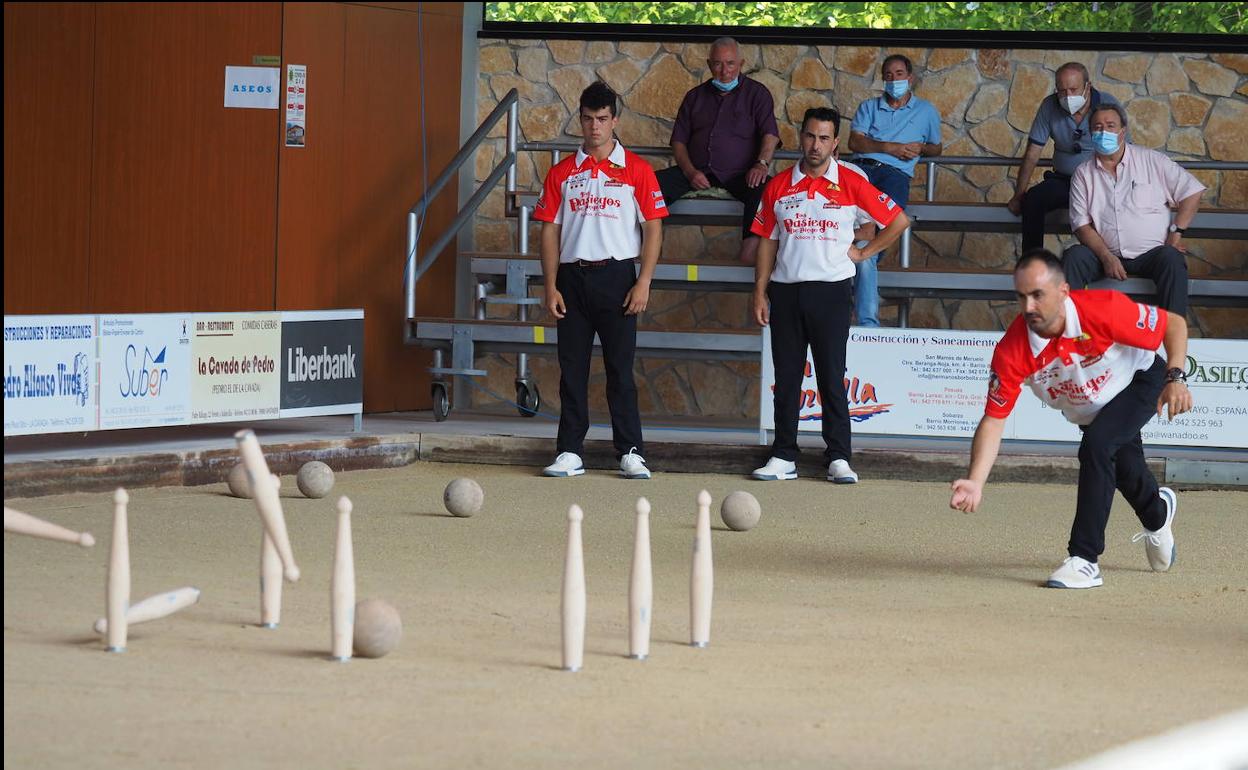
left=4, top=462, right=1247, bottom=769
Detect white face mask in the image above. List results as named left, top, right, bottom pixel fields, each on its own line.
left=1060, top=93, right=1086, bottom=115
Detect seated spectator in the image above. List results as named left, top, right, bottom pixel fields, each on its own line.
left=1008, top=63, right=1122, bottom=254
left=656, top=37, right=780, bottom=266
left=1063, top=104, right=1205, bottom=316
left=847, top=53, right=942, bottom=327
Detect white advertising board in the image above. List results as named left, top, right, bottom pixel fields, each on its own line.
left=760, top=326, right=1246, bottom=449
left=190, top=313, right=281, bottom=424
left=97, top=314, right=194, bottom=429
left=3, top=315, right=96, bottom=436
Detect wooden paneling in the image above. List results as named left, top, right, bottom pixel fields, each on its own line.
left=339, top=3, right=462, bottom=412
left=89, top=2, right=281, bottom=313
left=276, top=2, right=347, bottom=311
left=3, top=3, right=95, bottom=313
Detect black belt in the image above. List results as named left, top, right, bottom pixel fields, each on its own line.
left=571, top=258, right=634, bottom=269
left=855, top=158, right=885, bottom=167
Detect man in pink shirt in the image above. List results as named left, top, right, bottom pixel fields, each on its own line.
left=1062, top=104, right=1205, bottom=316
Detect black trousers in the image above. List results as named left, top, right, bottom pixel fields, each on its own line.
left=655, top=166, right=767, bottom=240
left=766, top=280, right=853, bottom=464
left=1069, top=357, right=1168, bottom=562
left=1020, top=172, right=1071, bottom=252
left=1061, top=243, right=1189, bottom=316
left=555, top=259, right=643, bottom=459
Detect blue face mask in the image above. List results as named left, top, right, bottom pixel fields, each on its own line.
left=712, top=77, right=739, bottom=92
left=1092, top=130, right=1120, bottom=155
left=884, top=79, right=910, bottom=99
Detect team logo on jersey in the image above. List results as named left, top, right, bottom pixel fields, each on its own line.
left=1135, top=303, right=1159, bottom=331
left=987, top=370, right=1007, bottom=407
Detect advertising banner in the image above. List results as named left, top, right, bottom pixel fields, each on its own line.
left=279, top=310, right=363, bottom=418
left=97, top=314, right=193, bottom=430
left=760, top=327, right=1246, bottom=449
left=190, top=313, right=281, bottom=423
left=3, top=315, right=96, bottom=436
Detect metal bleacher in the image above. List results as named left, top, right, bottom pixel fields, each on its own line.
left=404, top=89, right=1248, bottom=421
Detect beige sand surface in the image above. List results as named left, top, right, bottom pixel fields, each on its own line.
left=4, top=463, right=1246, bottom=769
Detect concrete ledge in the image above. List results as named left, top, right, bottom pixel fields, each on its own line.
left=4, top=430, right=1183, bottom=498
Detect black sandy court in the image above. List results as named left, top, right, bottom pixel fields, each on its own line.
left=4, top=461, right=1246, bottom=769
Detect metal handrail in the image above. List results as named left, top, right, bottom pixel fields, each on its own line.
left=404, top=88, right=520, bottom=329
left=513, top=140, right=1247, bottom=203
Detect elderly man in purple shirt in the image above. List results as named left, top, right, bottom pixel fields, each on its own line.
left=656, top=37, right=781, bottom=265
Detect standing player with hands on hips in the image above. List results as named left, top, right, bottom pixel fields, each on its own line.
left=950, top=249, right=1193, bottom=589
left=750, top=107, right=910, bottom=485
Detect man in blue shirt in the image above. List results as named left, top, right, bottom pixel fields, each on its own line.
left=1007, top=63, right=1122, bottom=253
left=847, top=54, right=942, bottom=327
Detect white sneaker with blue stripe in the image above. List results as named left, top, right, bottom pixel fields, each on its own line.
left=1046, top=556, right=1103, bottom=589
left=619, top=448, right=651, bottom=479
left=1132, top=486, right=1177, bottom=572
left=751, top=457, right=797, bottom=481
left=543, top=452, right=585, bottom=478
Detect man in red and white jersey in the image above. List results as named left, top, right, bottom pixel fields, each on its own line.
left=950, top=249, right=1193, bottom=589
left=534, top=81, right=668, bottom=480
left=749, top=106, right=910, bottom=484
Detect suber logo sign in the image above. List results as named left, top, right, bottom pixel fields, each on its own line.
left=120, top=345, right=170, bottom=398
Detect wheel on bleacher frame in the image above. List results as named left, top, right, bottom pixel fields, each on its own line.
left=431, top=382, right=450, bottom=422
left=516, top=381, right=540, bottom=418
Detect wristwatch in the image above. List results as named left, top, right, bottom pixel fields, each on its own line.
left=1168, top=224, right=1186, bottom=235
left=756, top=158, right=770, bottom=168
left=1165, top=367, right=1188, bottom=384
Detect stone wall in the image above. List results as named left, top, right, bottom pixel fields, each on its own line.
left=470, top=39, right=1247, bottom=420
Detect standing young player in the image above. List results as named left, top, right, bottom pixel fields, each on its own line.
left=950, top=249, right=1193, bottom=588
left=534, top=82, right=668, bottom=479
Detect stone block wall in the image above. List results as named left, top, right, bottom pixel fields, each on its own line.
left=468, top=39, right=1247, bottom=420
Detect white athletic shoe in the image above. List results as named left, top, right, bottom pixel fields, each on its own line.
left=827, top=459, right=859, bottom=484
left=752, top=457, right=797, bottom=481
left=619, top=448, right=651, bottom=480
left=1045, top=556, right=1104, bottom=589
left=1132, top=486, right=1177, bottom=572
left=543, top=452, right=585, bottom=478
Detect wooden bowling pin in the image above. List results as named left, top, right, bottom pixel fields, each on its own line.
left=690, top=490, right=713, bottom=648
left=4, top=506, right=95, bottom=547
left=330, top=496, right=355, bottom=661
left=628, top=497, right=652, bottom=660
left=106, top=488, right=130, bottom=653
left=94, top=587, right=201, bottom=634
left=234, top=430, right=300, bottom=582
left=561, top=504, right=585, bottom=672
left=260, top=475, right=283, bottom=628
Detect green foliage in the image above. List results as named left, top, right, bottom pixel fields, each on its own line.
left=486, top=2, right=1248, bottom=34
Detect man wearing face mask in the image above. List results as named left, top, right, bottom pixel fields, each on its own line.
left=657, top=37, right=781, bottom=266
left=847, top=54, right=943, bottom=327
left=1008, top=63, right=1122, bottom=254
left=1062, top=104, right=1204, bottom=317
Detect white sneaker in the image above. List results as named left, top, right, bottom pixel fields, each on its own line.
left=752, top=457, right=797, bottom=481
left=827, top=459, right=858, bottom=484
left=1132, top=487, right=1177, bottom=572
left=619, top=448, right=651, bottom=479
left=1045, top=556, right=1103, bottom=589
left=543, top=452, right=585, bottom=477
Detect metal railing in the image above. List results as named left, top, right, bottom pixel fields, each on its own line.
left=403, top=88, right=521, bottom=341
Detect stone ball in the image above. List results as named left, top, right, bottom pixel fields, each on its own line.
left=720, top=491, right=761, bottom=532
left=353, top=598, right=402, bottom=658
left=296, top=461, right=335, bottom=499
left=227, top=463, right=252, bottom=499
left=443, top=478, right=484, bottom=518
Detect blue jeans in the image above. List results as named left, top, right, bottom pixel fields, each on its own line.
left=854, top=161, right=911, bottom=327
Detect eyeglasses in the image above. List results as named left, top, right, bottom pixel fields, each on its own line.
left=1072, top=128, right=1083, bottom=154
